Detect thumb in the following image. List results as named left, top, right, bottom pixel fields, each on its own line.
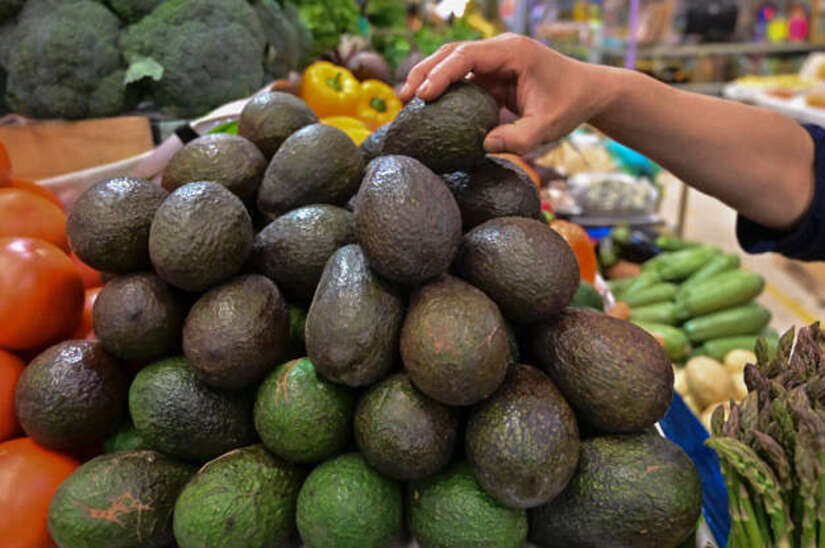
left=483, top=116, right=546, bottom=155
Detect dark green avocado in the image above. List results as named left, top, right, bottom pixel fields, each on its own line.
left=183, top=274, right=289, bottom=390
left=67, top=176, right=168, bottom=273
left=360, top=122, right=390, bottom=162
left=305, top=244, right=403, bottom=387
left=382, top=81, right=499, bottom=173
left=354, top=155, right=462, bottom=285
left=466, top=364, right=580, bottom=509
left=238, top=91, right=318, bottom=159
left=252, top=204, right=355, bottom=302
left=529, top=433, right=702, bottom=548
left=532, top=307, right=674, bottom=433
left=103, top=420, right=151, bottom=453
left=257, top=123, right=364, bottom=217
left=162, top=133, right=267, bottom=201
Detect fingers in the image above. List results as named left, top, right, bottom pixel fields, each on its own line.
left=484, top=116, right=548, bottom=155
left=399, top=43, right=460, bottom=101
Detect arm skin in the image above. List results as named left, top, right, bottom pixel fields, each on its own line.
left=400, top=34, right=815, bottom=231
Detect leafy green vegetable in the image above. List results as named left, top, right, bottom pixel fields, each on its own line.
left=207, top=121, right=239, bottom=135
left=284, top=0, right=359, bottom=55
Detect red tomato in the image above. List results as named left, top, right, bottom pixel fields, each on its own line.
left=0, top=350, right=24, bottom=441
left=8, top=179, right=65, bottom=211
left=71, top=287, right=101, bottom=340
left=0, top=141, right=11, bottom=186
left=550, top=218, right=598, bottom=284
left=0, top=238, right=84, bottom=351
left=0, top=189, right=68, bottom=252
left=0, top=438, right=79, bottom=548
left=69, top=252, right=103, bottom=289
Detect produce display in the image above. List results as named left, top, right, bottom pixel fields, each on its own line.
left=0, top=81, right=705, bottom=546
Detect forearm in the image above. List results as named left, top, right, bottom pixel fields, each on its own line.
left=588, top=67, right=815, bottom=230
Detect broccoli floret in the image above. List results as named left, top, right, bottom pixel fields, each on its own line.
left=120, top=0, right=266, bottom=118
left=106, top=0, right=164, bottom=23
left=0, top=0, right=23, bottom=24
left=250, top=0, right=299, bottom=79
left=5, top=0, right=124, bottom=119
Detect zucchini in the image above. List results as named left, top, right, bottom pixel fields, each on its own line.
left=606, top=277, right=634, bottom=297
left=633, top=320, right=692, bottom=362
left=692, top=333, right=779, bottom=361
left=675, top=270, right=765, bottom=317
left=623, top=283, right=678, bottom=307
left=655, top=236, right=699, bottom=251
left=679, top=253, right=741, bottom=293
left=629, top=302, right=686, bottom=326
left=621, top=271, right=661, bottom=300
left=652, top=245, right=721, bottom=281
left=682, top=303, right=772, bottom=343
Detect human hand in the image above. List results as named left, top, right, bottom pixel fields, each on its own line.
left=399, top=34, right=617, bottom=154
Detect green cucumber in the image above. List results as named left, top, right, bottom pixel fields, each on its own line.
left=682, top=303, right=771, bottom=343
left=621, top=271, right=661, bottom=299
left=652, top=245, right=721, bottom=281
left=679, top=253, right=741, bottom=293
left=623, top=283, right=677, bottom=307
left=606, top=277, right=635, bottom=298
left=629, top=302, right=686, bottom=326
left=633, top=321, right=692, bottom=362
left=675, top=270, right=765, bottom=317
left=655, top=236, right=699, bottom=251
left=692, top=333, right=779, bottom=361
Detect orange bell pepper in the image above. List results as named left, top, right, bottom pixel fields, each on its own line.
left=320, top=116, right=372, bottom=146
left=301, top=61, right=362, bottom=118
left=549, top=218, right=598, bottom=284
left=356, top=80, right=402, bottom=130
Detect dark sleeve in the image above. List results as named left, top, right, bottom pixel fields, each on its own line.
left=736, top=123, right=825, bottom=261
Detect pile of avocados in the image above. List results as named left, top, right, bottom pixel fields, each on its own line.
left=29, top=84, right=701, bottom=548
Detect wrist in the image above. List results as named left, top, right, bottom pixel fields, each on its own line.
left=586, top=65, right=636, bottom=127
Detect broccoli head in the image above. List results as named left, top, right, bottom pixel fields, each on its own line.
left=120, top=0, right=267, bottom=118
left=106, top=0, right=165, bottom=23
left=0, top=0, right=23, bottom=24
left=5, top=0, right=125, bottom=119
left=250, top=0, right=299, bottom=79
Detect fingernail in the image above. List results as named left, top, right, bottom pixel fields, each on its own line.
left=400, top=83, right=410, bottom=97
left=485, top=136, right=505, bottom=152
left=417, top=80, right=432, bottom=96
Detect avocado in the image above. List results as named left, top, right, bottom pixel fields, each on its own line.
left=355, top=155, right=462, bottom=284
left=252, top=204, right=355, bottom=302
left=360, top=121, right=390, bottom=162
left=529, top=433, right=702, bottom=547
left=129, top=357, right=256, bottom=462
left=296, top=452, right=402, bottom=548
left=408, top=461, right=528, bottom=548
left=466, top=364, right=580, bottom=509
left=400, top=275, right=510, bottom=406
left=442, top=155, right=542, bottom=230
left=382, top=81, right=499, bottom=173
left=183, top=274, right=289, bottom=390
left=103, top=420, right=150, bottom=453
left=305, top=244, right=403, bottom=387
left=254, top=358, right=356, bottom=463
left=354, top=373, right=457, bottom=481
left=67, top=176, right=168, bottom=273
left=257, top=123, right=364, bottom=217
left=15, top=340, right=128, bottom=450
left=238, top=91, right=318, bottom=159
left=571, top=280, right=604, bottom=311
left=173, top=445, right=305, bottom=548
left=286, top=304, right=308, bottom=359
left=532, top=308, right=674, bottom=433
left=149, top=181, right=253, bottom=292
left=47, top=450, right=195, bottom=548
left=93, top=272, right=186, bottom=363
left=161, top=133, right=267, bottom=201
left=457, top=217, right=579, bottom=323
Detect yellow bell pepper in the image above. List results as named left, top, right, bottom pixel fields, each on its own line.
left=301, top=61, right=362, bottom=118
left=356, top=79, right=402, bottom=130
left=320, top=116, right=372, bottom=146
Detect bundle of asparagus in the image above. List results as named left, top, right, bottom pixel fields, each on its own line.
left=707, top=322, right=825, bottom=548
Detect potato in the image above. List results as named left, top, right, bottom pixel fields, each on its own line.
left=700, top=401, right=731, bottom=432
left=682, top=394, right=701, bottom=415
left=685, top=355, right=734, bottom=409
left=731, top=371, right=748, bottom=402
left=724, top=349, right=756, bottom=376
left=673, top=365, right=688, bottom=396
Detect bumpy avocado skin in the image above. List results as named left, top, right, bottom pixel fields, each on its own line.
left=129, top=357, right=256, bottom=462
left=360, top=121, right=390, bottom=162
left=173, top=445, right=305, bottom=548
left=183, top=274, right=289, bottom=390
left=149, top=181, right=253, bottom=292
left=15, top=340, right=128, bottom=450
left=442, top=155, right=542, bottom=231
left=162, top=133, right=267, bottom=201
left=408, top=461, right=528, bottom=548
left=529, top=433, right=703, bottom=548
left=355, top=155, right=462, bottom=285
left=354, top=373, right=457, bottom=480
left=239, top=91, right=318, bottom=159
left=457, top=216, right=580, bottom=323
left=382, top=82, right=499, bottom=173
left=254, top=358, right=356, bottom=463
left=532, top=308, right=674, bottom=433
left=400, top=275, right=510, bottom=406
left=296, top=452, right=402, bottom=548
left=305, top=244, right=403, bottom=387
left=93, top=272, right=186, bottom=363
left=466, top=364, right=580, bottom=509
left=47, top=450, right=196, bottom=548
left=252, top=204, right=355, bottom=302
left=67, top=176, right=168, bottom=273
left=257, top=123, right=364, bottom=217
